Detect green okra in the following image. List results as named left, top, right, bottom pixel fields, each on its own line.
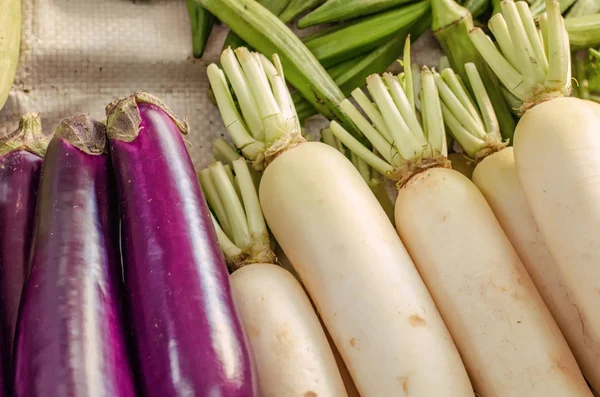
left=298, top=0, right=414, bottom=28
left=187, top=0, right=216, bottom=58
left=295, top=13, right=431, bottom=120
left=566, top=14, right=600, bottom=49
left=279, top=0, right=325, bottom=23
left=304, top=1, right=430, bottom=67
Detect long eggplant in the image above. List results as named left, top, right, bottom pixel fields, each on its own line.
left=105, top=92, right=257, bottom=396
left=13, top=115, right=136, bottom=397
left=0, top=113, right=48, bottom=384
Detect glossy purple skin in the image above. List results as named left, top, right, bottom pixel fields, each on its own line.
left=13, top=137, right=137, bottom=397
left=109, top=102, right=256, bottom=397
left=0, top=150, right=42, bottom=381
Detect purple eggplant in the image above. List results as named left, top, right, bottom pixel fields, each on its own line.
left=0, top=113, right=47, bottom=396
left=13, top=115, right=136, bottom=397
left=106, top=93, right=257, bottom=397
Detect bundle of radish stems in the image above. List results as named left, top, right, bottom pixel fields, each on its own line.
left=3, top=0, right=600, bottom=396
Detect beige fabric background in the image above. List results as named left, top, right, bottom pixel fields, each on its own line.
left=0, top=0, right=442, bottom=169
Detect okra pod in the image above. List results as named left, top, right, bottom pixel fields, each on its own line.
left=566, top=14, right=600, bottom=49
left=187, top=0, right=215, bottom=58
left=221, top=0, right=291, bottom=53
left=305, top=1, right=430, bottom=67
left=279, top=0, right=325, bottom=23
left=298, top=0, right=414, bottom=28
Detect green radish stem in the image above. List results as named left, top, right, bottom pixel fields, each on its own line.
left=435, top=63, right=507, bottom=160
left=431, top=0, right=517, bottom=141
left=329, top=39, right=450, bottom=185
left=207, top=47, right=303, bottom=169
left=470, top=0, right=570, bottom=110
left=199, top=0, right=365, bottom=143
left=321, top=128, right=396, bottom=224
left=213, top=137, right=242, bottom=165
left=298, top=0, right=414, bottom=28
left=212, top=138, right=263, bottom=188
left=203, top=158, right=275, bottom=270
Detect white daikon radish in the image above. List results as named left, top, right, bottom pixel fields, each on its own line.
left=201, top=157, right=349, bottom=397
left=330, top=38, right=592, bottom=396
left=436, top=57, right=600, bottom=391
left=470, top=0, right=600, bottom=391
left=205, top=138, right=362, bottom=396
left=474, top=150, right=600, bottom=391
left=208, top=47, right=474, bottom=396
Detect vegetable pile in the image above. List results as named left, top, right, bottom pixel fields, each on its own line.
left=3, top=0, right=600, bottom=395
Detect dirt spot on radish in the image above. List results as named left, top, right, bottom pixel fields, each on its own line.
left=349, top=338, right=359, bottom=350
left=490, top=281, right=507, bottom=293
left=304, top=392, right=317, bottom=397
left=511, top=292, right=525, bottom=301
left=247, top=325, right=260, bottom=337
left=408, top=314, right=427, bottom=327
left=397, top=376, right=409, bottom=394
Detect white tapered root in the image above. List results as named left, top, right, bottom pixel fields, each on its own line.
left=260, top=142, right=474, bottom=397
left=395, top=167, right=591, bottom=397
left=231, top=264, right=348, bottom=397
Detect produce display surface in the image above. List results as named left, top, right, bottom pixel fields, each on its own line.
left=0, top=0, right=442, bottom=169
left=2, top=0, right=600, bottom=396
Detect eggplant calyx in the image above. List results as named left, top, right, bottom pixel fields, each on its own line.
left=55, top=114, right=107, bottom=155
left=105, top=92, right=189, bottom=143
left=0, top=113, right=50, bottom=158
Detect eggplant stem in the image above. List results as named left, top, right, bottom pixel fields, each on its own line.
left=55, top=115, right=107, bottom=155
left=0, top=113, right=49, bottom=158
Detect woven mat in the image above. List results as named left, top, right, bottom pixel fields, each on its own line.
left=0, top=0, right=442, bottom=169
